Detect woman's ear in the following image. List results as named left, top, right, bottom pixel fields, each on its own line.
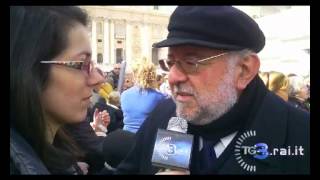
left=235, top=53, right=260, bottom=91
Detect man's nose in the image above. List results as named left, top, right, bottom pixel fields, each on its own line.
left=168, top=64, right=188, bottom=86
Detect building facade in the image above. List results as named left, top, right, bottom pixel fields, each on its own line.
left=81, top=6, right=309, bottom=76
left=79, top=6, right=174, bottom=72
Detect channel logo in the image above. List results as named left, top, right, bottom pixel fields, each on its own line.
left=234, top=130, right=305, bottom=173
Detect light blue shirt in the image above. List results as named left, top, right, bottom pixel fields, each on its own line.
left=121, top=86, right=166, bottom=133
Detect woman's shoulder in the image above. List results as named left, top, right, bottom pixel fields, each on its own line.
left=120, top=86, right=139, bottom=99
left=122, top=86, right=139, bottom=94
left=151, top=89, right=167, bottom=99
left=10, top=129, right=50, bottom=174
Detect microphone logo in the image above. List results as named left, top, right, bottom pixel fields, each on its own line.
left=151, top=117, right=193, bottom=170
left=156, top=136, right=177, bottom=160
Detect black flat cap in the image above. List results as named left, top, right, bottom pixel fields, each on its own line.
left=153, top=6, right=265, bottom=53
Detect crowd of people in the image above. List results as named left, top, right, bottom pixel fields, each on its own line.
left=259, top=71, right=310, bottom=112
left=10, top=6, right=309, bottom=175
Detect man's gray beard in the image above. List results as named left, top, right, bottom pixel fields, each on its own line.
left=173, top=61, right=238, bottom=125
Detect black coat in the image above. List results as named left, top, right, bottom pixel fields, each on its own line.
left=116, top=92, right=310, bottom=174
left=64, top=120, right=107, bottom=174
left=10, top=128, right=86, bottom=175
left=64, top=120, right=135, bottom=174
left=10, top=129, right=50, bottom=174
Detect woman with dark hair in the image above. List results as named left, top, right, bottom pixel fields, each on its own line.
left=10, top=6, right=104, bottom=174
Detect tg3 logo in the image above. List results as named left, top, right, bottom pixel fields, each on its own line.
left=241, top=143, right=269, bottom=160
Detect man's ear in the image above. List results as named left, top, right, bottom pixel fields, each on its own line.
left=235, top=53, right=260, bottom=91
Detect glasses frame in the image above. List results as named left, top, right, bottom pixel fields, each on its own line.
left=40, top=60, right=94, bottom=75
left=160, top=52, right=228, bottom=74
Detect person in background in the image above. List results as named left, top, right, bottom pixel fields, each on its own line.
left=288, top=75, right=310, bottom=112
left=156, top=74, right=164, bottom=90
left=90, top=95, right=123, bottom=134
left=260, top=71, right=289, bottom=101
left=259, top=71, right=269, bottom=85
left=122, top=73, right=135, bottom=92
left=121, top=58, right=166, bottom=133
left=106, top=63, right=121, bottom=90
left=303, top=75, right=310, bottom=108
left=159, top=74, right=171, bottom=97
left=98, top=82, right=113, bottom=103
left=10, top=6, right=105, bottom=174
left=88, top=68, right=112, bottom=111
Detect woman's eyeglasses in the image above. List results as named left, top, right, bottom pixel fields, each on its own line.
left=40, top=60, right=94, bottom=75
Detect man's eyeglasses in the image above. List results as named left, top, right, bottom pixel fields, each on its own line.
left=159, top=52, right=228, bottom=74
left=40, top=60, right=94, bottom=75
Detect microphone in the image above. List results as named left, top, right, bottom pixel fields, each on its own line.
left=151, top=117, right=194, bottom=170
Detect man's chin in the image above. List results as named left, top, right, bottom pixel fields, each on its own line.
left=178, top=115, right=210, bottom=126
left=176, top=107, right=198, bottom=122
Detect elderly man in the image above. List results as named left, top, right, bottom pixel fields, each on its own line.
left=116, top=6, right=309, bottom=174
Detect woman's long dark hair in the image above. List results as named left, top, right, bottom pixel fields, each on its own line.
left=10, top=6, right=89, bottom=174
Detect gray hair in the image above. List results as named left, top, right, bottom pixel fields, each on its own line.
left=288, top=75, right=306, bottom=97
left=226, top=49, right=255, bottom=70
left=108, top=91, right=121, bottom=108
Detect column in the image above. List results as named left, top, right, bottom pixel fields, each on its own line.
left=103, top=18, right=110, bottom=65
left=125, top=21, right=132, bottom=66
left=110, top=20, right=115, bottom=64
left=91, top=18, right=97, bottom=63
left=141, top=23, right=151, bottom=60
